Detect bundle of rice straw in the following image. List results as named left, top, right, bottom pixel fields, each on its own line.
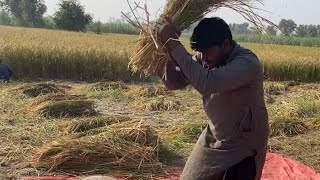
left=29, top=100, right=98, bottom=118
left=62, top=116, right=132, bottom=134
left=33, top=121, right=162, bottom=173
left=110, top=121, right=160, bottom=147
left=124, top=0, right=271, bottom=78
left=33, top=136, right=161, bottom=172
left=28, top=93, right=86, bottom=106
left=127, top=85, right=171, bottom=97
left=12, top=82, right=66, bottom=97
left=130, top=98, right=181, bottom=111
left=90, top=81, right=128, bottom=91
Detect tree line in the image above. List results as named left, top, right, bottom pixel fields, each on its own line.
left=229, top=19, right=320, bottom=38
left=0, top=0, right=139, bottom=34
left=0, top=0, right=92, bottom=32
left=184, top=19, right=320, bottom=38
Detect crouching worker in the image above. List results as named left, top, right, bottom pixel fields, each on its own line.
left=0, top=58, right=14, bottom=83
left=157, top=17, right=269, bottom=180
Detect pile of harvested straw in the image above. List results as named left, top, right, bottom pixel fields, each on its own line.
left=12, top=83, right=65, bottom=97
left=110, top=121, right=160, bottom=147
left=30, top=100, right=98, bottom=119
left=90, top=81, right=128, bottom=91
left=33, top=121, right=162, bottom=173
left=28, top=93, right=86, bottom=106
left=62, top=116, right=132, bottom=134
left=124, top=0, right=271, bottom=77
left=127, top=85, right=171, bottom=97
left=131, top=98, right=181, bottom=111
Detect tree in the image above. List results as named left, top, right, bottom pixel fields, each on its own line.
left=0, top=0, right=46, bottom=27
left=250, top=26, right=262, bottom=35
left=266, top=25, right=277, bottom=36
left=229, top=23, right=250, bottom=34
left=278, top=19, right=297, bottom=36
left=43, top=16, right=57, bottom=29
left=54, top=0, right=92, bottom=32
left=90, top=20, right=102, bottom=34
left=238, top=23, right=250, bottom=34
left=0, top=0, right=23, bottom=25
left=306, top=25, right=318, bottom=38
left=295, top=25, right=308, bottom=37
left=21, top=0, right=47, bottom=27
left=0, top=10, right=12, bottom=25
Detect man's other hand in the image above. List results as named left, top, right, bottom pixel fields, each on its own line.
left=157, top=16, right=182, bottom=52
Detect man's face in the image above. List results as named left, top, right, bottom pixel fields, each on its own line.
left=198, top=40, right=233, bottom=69
left=200, top=45, right=225, bottom=69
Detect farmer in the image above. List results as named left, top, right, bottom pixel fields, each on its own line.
left=157, top=17, right=269, bottom=180
left=0, top=58, right=14, bottom=82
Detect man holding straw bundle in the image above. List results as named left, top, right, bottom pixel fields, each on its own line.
left=157, top=17, right=269, bottom=180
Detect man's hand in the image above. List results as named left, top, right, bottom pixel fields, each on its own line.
left=157, top=16, right=182, bottom=52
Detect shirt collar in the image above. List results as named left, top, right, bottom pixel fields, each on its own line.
left=224, top=41, right=240, bottom=65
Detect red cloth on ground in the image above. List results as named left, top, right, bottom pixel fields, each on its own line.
left=156, top=153, right=320, bottom=180
left=261, top=153, right=320, bottom=180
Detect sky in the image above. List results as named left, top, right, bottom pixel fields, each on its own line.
left=45, top=0, right=320, bottom=25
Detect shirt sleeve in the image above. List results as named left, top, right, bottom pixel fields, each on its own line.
left=171, top=44, right=262, bottom=95
left=160, top=60, right=190, bottom=90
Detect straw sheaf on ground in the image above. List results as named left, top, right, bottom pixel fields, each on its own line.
left=28, top=100, right=98, bottom=118
left=109, top=121, right=160, bottom=147
left=62, top=116, right=133, bottom=134
left=33, top=122, right=163, bottom=173
left=11, top=82, right=67, bottom=97
left=89, top=81, right=128, bottom=91
left=33, top=137, right=162, bottom=173
left=130, top=97, right=181, bottom=111
left=28, top=93, right=87, bottom=106
left=126, top=85, right=172, bottom=97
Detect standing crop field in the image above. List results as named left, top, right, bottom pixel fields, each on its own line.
left=0, top=26, right=141, bottom=82
left=0, top=25, right=320, bottom=82
left=243, top=43, right=320, bottom=82
left=234, top=34, right=320, bottom=47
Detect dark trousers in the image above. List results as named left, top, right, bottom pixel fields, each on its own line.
left=223, top=156, right=257, bottom=180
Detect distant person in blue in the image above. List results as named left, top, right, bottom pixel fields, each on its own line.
left=0, top=58, right=14, bottom=82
